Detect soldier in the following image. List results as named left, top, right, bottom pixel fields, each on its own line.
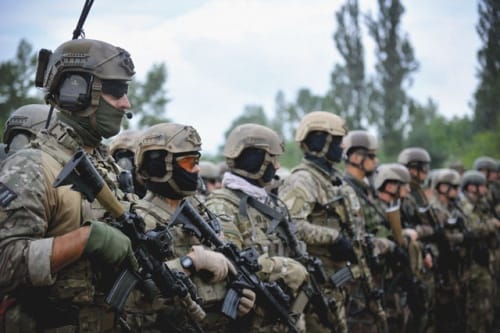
left=198, top=160, right=222, bottom=200
left=0, top=38, right=138, bottom=332
left=341, top=130, right=399, bottom=332
left=124, top=122, right=255, bottom=332
left=429, top=169, right=468, bottom=332
left=473, top=156, right=499, bottom=218
left=2, top=104, right=54, bottom=158
left=460, top=170, right=500, bottom=333
left=204, top=123, right=309, bottom=333
left=109, top=129, right=147, bottom=198
left=397, top=147, right=436, bottom=333
left=373, top=163, right=425, bottom=332
left=279, top=111, right=376, bottom=333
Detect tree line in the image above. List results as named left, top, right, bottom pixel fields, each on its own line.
left=1, top=0, right=498, bottom=168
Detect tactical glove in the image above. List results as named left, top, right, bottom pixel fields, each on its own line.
left=237, top=288, right=256, bottom=317
left=190, top=245, right=236, bottom=282
left=258, top=255, right=308, bottom=291
left=83, top=220, right=138, bottom=270
left=329, top=236, right=357, bottom=264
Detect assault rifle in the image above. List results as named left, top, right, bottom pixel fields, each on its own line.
left=327, top=192, right=389, bottom=333
left=53, top=149, right=206, bottom=332
left=169, top=199, right=299, bottom=333
left=266, top=200, right=354, bottom=331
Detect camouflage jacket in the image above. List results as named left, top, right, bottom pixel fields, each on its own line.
left=126, top=192, right=234, bottom=332
left=0, top=121, right=123, bottom=330
left=278, top=159, right=367, bottom=270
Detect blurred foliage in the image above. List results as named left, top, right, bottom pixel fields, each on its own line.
left=126, top=62, right=170, bottom=129
left=0, top=39, right=43, bottom=136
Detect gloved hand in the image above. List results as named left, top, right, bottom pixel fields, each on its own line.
left=83, top=220, right=138, bottom=270
left=390, top=245, right=409, bottom=266
left=258, top=255, right=308, bottom=291
left=329, top=236, right=357, bottom=264
left=190, top=245, right=236, bottom=282
left=237, top=288, right=256, bottom=317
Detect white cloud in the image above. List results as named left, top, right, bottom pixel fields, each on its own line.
left=0, top=0, right=480, bottom=154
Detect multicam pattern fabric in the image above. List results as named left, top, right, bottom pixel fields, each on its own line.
left=124, top=192, right=232, bottom=332
left=205, top=177, right=308, bottom=333
left=0, top=121, right=122, bottom=332
left=460, top=195, right=497, bottom=333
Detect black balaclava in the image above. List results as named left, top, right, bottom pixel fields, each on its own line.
left=304, top=132, right=343, bottom=173
left=233, top=147, right=276, bottom=187
left=143, top=150, right=199, bottom=200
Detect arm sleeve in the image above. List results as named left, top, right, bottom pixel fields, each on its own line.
left=0, top=150, right=55, bottom=293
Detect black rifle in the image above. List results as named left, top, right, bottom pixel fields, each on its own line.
left=327, top=193, right=389, bottom=333
left=53, top=149, right=205, bottom=332
left=169, top=199, right=299, bottom=333
left=264, top=198, right=354, bottom=331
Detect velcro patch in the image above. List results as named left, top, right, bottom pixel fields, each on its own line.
left=0, top=183, right=17, bottom=208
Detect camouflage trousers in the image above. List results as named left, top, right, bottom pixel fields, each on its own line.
left=305, top=287, right=347, bottom=333
left=465, top=263, right=494, bottom=333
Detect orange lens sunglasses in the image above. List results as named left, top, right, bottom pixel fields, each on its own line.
left=176, top=155, right=200, bottom=172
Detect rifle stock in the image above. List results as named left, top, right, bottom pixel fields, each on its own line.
left=53, top=149, right=206, bottom=331
left=170, top=199, right=299, bottom=332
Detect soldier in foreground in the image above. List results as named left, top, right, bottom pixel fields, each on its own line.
left=0, top=38, right=138, bottom=331
left=124, top=122, right=254, bottom=332
left=205, top=123, right=309, bottom=332
left=279, top=111, right=368, bottom=333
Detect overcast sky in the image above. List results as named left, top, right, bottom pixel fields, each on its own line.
left=0, top=0, right=480, bottom=154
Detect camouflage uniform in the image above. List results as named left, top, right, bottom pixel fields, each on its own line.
left=429, top=200, right=466, bottom=331
left=279, top=158, right=352, bottom=333
left=0, top=121, right=126, bottom=332
left=125, top=193, right=236, bottom=332
left=398, top=148, right=437, bottom=333
left=205, top=123, right=309, bottom=333
left=460, top=171, right=497, bottom=333
left=0, top=38, right=137, bottom=332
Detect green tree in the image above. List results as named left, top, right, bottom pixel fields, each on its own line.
left=216, top=105, right=271, bottom=155
left=472, top=0, right=500, bottom=132
left=327, top=0, right=368, bottom=129
left=366, top=0, right=419, bottom=158
left=0, top=39, right=43, bottom=135
left=127, top=63, right=170, bottom=129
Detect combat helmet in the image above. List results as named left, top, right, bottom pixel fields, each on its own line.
left=342, top=130, right=378, bottom=156
left=432, top=168, right=461, bottom=189
left=199, top=161, right=221, bottom=180
left=398, top=147, right=431, bottom=165
left=3, top=104, right=55, bottom=153
left=461, top=170, right=486, bottom=190
left=295, top=111, right=347, bottom=142
left=224, top=123, right=284, bottom=184
left=374, top=163, right=411, bottom=190
left=135, top=123, right=201, bottom=196
left=109, top=129, right=141, bottom=170
left=473, top=156, right=497, bottom=172
left=295, top=111, right=347, bottom=162
left=36, top=39, right=135, bottom=115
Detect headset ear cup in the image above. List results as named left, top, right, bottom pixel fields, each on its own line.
left=56, top=73, right=93, bottom=112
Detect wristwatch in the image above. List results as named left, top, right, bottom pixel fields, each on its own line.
left=180, top=255, right=196, bottom=273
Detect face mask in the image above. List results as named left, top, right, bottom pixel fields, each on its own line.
left=326, top=141, right=343, bottom=163
left=95, top=97, right=124, bottom=138
left=172, top=163, right=199, bottom=193
left=262, top=163, right=277, bottom=184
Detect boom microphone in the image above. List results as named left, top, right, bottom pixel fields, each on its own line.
left=125, top=112, right=133, bottom=119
